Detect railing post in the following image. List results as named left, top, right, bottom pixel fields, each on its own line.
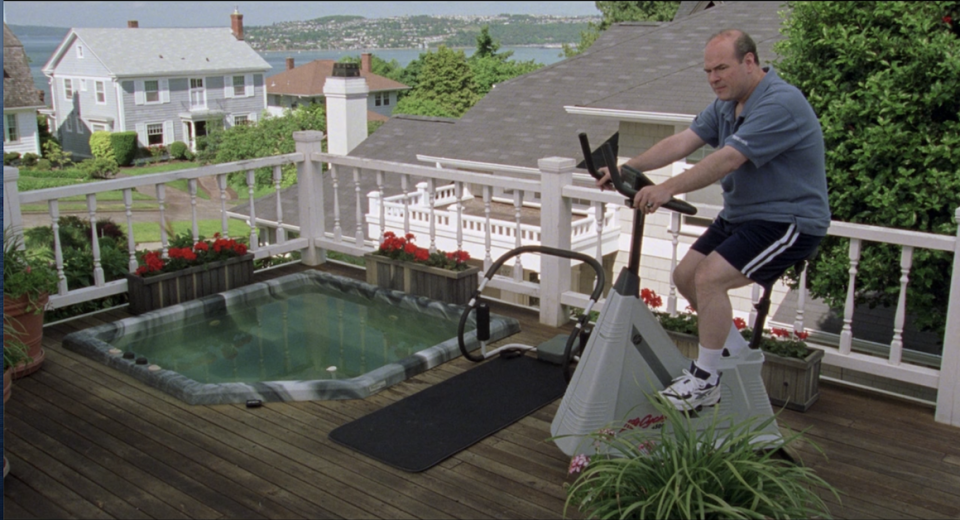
left=294, top=131, right=326, bottom=266
left=3, top=166, right=24, bottom=242
left=936, top=207, right=960, bottom=427
left=538, top=157, right=575, bottom=327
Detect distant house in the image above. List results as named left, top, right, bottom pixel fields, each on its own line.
left=3, top=23, right=45, bottom=157
left=40, top=10, right=271, bottom=158
left=265, top=54, right=409, bottom=122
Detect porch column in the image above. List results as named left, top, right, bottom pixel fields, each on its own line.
left=3, top=166, right=24, bottom=242
left=936, top=206, right=960, bottom=427
left=294, top=131, right=326, bottom=266
left=538, top=157, right=575, bottom=327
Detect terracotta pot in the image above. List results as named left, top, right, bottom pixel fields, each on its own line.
left=3, top=292, right=48, bottom=379
left=3, top=368, right=11, bottom=404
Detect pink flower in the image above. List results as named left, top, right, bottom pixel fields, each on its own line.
left=568, top=454, right=589, bottom=475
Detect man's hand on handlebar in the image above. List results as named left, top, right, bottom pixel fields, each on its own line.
left=634, top=184, right=675, bottom=214
left=595, top=167, right=615, bottom=191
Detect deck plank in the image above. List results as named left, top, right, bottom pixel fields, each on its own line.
left=5, top=262, right=960, bottom=519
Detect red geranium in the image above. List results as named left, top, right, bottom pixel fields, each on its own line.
left=133, top=233, right=251, bottom=277
left=374, top=232, right=473, bottom=271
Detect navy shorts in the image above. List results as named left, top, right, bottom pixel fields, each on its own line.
left=690, top=218, right=822, bottom=288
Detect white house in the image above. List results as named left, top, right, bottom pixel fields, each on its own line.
left=3, top=23, right=44, bottom=157
left=40, top=10, right=271, bottom=157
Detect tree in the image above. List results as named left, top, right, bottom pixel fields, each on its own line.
left=563, top=1, right=681, bottom=57
left=775, top=1, right=960, bottom=336
left=468, top=25, right=543, bottom=96
left=393, top=46, right=479, bottom=118
left=474, top=25, right=506, bottom=60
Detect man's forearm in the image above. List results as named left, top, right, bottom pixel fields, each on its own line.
left=623, top=133, right=698, bottom=173
left=661, top=145, right=748, bottom=196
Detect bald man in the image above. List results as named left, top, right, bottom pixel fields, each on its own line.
left=596, top=29, right=830, bottom=411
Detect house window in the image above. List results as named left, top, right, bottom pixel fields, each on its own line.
left=5, top=114, right=18, bottom=142
left=375, top=93, right=382, bottom=107
left=75, top=114, right=84, bottom=134
left=233, top=75, right=245, bottom=97
left=92, top=123, right=107, bottom=133
left=382, top=92, right=390, bottom=106
left=146, top=123, right=164, bottom=146
left=95, top=81, right=106, bottom=104
left=189, top=78, right=205, bottom=108
left=64, top=115, right=72, bottom=133
left=64, top=78, right=74, bottom=99
left=77, top=45, right=83, bottom=58
left=233, top=115, right=249, bottom=126
left=144, top=80, right=160, bottom=103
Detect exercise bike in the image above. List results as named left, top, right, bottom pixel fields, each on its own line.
left=550, top=134, right=784, bottom=457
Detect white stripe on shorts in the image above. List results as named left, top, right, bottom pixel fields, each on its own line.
left=742, top=223, right=799, bottom=279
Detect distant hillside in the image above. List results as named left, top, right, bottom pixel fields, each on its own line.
left=7, top=24, right=70, bottom=39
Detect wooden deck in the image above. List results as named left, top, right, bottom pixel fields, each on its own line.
left=4, top=262, right=960, bottom=519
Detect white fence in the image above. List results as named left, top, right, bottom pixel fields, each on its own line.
left=4, top=130, right=960, bottom=427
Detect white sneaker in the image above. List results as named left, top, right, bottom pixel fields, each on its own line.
left=659, top=363, right=721, bottom=411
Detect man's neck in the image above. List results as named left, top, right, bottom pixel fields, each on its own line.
left=735, top=68, right=767, bottom=118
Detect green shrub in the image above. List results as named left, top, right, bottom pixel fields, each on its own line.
left=89, top=131, right=116, bottom=162
left=21, top=152, right=39, bottom=167
left=4, top=151, right=21, bottom=165
left=41, top=140, right=72, bottom=169
left=79, top=157, right=120, bottom=179
left=110, top=131, right=138, bottom=166
left=36, top=158, right=52, bottom=171
left=169, top=141, right=188, bottom=160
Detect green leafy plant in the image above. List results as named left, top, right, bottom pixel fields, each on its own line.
left=168, top=141, right=189, bottom=160
left=3, top=318, right=33, bottom=371
left=89, top=130, right=116, bottom=162
left=41, top=139, right=73, bottom=170
left=79, top=157, right=119, bottom=179
left=562, top=394, right=837, bottom=519
left=110, top=131, right=139, bottom=166
left=4, top=151, right=21, bottom=165
left=374, top=231, right=472, bottom=271
left=3, top=227, right=58, bottom=312
left=20, top=153, right=39, bottom=168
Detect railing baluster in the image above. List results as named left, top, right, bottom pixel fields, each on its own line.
left=889, top=246, right=914, bottom=366
left=331, top=164, right=342, bottom=241
left=48, top=200, right=68, bottom=295
left=668, top=211, right=681, bottom=316
left=483, top=186, right=493, bottom=270
left=87, top=194, right=104, bottom=286
left=218, top=174, right=229, bottom=237
left=123, top=188, right=137, bottom=273
left=273, top=165, right=286, bottom=244
left=840, top=238, right=862, bottom=356
left=513, top=189, right=524, bottom=282
left=376, top=170, right=386, bottom=242
left=794, top=265, right=808, bottom=334
left=246, top=169, right=258, bottom=248
left=189, top=179, right=199, bottom=242
left=401, top=174, right=410, bottom=235
left=455, top=181, right=464, bottom=251
left=353, top=167, right=364, bottom=246
left=156, top=184, right=169, bottom=258
left=428, top=178, right=437, bottom=253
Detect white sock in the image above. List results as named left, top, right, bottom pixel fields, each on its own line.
left=695, top=345, right=722, bottom=381
left=724, top=322, right=749, bottom=356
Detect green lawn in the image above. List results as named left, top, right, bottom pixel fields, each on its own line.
left=121, top=220, right=253, bottom=244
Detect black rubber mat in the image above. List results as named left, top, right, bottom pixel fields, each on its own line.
left=329, top=354, right=567, bottom=472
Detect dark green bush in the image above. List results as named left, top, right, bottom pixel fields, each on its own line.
left=110, top=131, right=138, bottom=166
left=21, top=153, right=39, bottom=167
left=4, top=151, right=21, bottom=165
left=169, top=141, right=188, bottom=160
left=36, top=158, right=52, bottom=171
left=775, top=1, right=960, bottom=337
left=89, top=131, right=115, bottom=162
left=79, top=157, right=119, bottom=179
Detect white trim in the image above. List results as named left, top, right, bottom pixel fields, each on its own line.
left=563, top=105, right=696, bottom=125
left=80, top=78, right=88, bottom=91
left=115, top=81, right=126, bottom=131
left=224, top=75, right=235, bottom=99
left=160, top=78, right=170, bottom=104
left=245, top=73, right=254, bottom=97
left=189, top=77, right=206, bottom=109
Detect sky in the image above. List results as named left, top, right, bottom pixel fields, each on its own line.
left=3, top=1, right=600, bottom=28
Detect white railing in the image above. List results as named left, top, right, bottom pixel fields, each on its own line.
left=3, top=130, right=959, bottom=428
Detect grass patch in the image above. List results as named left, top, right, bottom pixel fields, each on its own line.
left=121, top=220, right=253, bottom=245
left=120, top=161, right=210, bottom=200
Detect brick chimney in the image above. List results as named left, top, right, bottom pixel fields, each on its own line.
left=361, top=53, right=372, bottom=73
left=127, top=20, right=138, bottom=28
left=230, top=7, right=243, bottom=40
left=286, top=57, right=295, bottom=71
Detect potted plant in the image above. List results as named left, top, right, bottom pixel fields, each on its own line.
left=3, top=227, right=58, bottom=378
left=126, top=232, right=253, bottom=315
left=638, top=288, right=824, bottom=412
left=4, top=316, right=32, bottom=480
left=365, top=232, right=480, bottom=305
left=562, top=394, right=838, bottom=519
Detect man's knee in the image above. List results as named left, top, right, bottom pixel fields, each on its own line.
left=693, top=253, right=751, bottom=295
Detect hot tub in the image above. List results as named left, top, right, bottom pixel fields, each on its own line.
left=62, top=270, right=520, bottom=404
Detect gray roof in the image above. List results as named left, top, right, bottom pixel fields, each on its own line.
left=3, top=23, right=44, bottom=109
left=349, top=1, right=784, bottom=169
left=43, top=28, right=271, bottom=77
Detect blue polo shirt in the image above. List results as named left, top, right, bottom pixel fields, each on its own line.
left=690, top=67, right=831, bottom=236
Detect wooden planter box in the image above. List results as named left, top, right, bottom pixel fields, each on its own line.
left=125, top=254, right=255, bottom=315
left=665, top=330, right=823, bottom=412
left=364, top=254, right=480, bottom=305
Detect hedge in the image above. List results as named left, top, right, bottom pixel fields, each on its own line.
left=110, top=131, right=139, bottom=166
